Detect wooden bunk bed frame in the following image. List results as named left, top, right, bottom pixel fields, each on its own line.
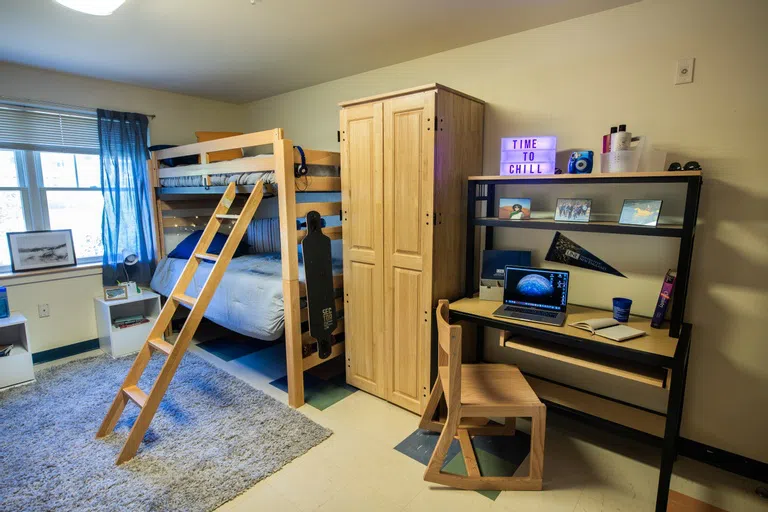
left=147, top=128, right=343, bottom=408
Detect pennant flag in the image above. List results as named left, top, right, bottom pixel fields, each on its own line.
left=545, top=232, right=626, bottom=278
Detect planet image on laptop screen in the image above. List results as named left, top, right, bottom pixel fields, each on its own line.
left=516, top=274, right=554, bottom=297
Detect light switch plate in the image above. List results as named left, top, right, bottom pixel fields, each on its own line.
left=675, top=58, right=695, bottom=85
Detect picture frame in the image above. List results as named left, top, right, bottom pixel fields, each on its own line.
left=555, top=198, right=592, bottom=223
left=6, top=229, right=77, bottom=273
left=499, top=198, right=531, bottom=220
left=619, top=199, right=663, bottom=227
left=104, top=285, right=129, bottom=302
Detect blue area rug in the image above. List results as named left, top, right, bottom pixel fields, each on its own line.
left=0, top=353, right=331, bottom=512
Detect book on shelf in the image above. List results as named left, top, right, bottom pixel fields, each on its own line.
left=0, top=344, right=13, bottom=357
left=113, top=315, right=149, bottom=329
left=569, top=318, right=646, bottom=342
left=651, top=270, right=676, bottom=329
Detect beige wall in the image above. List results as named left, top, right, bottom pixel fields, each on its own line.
left=244, top=0, right=768, bottom=462
left=0, top=62, right=246, bottom=353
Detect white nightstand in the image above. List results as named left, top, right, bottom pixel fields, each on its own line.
left=0, top=313, right=34, bottom=389
left=94, top=290, right=161, bottom=358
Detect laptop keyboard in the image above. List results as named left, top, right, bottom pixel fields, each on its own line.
left=505, top=306, right=558, bottom=319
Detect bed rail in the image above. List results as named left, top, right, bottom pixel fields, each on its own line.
left=147, top=129, right=344, bottom=408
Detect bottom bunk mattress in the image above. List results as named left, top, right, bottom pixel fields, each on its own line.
left=150, top=253, right=342, bottom=341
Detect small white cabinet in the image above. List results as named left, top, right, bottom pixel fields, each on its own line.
left=94, top=290, right=161, bottom=358
left=0, top=313, right=34, bottom=389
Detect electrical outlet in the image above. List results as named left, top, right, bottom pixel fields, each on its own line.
left=38, top=304, right=50, bottom=318
left=675, top=58, right=695, bottom=85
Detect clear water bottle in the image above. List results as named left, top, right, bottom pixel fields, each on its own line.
left=0, top=286, right=9, bottom=319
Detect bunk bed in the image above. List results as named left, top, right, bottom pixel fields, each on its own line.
left=146, top=128, right=344, bottom=408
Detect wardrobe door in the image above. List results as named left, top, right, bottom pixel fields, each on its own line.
left=383, top=92, right=435, bottom=413
left=340, top=102, right=386, bottom=396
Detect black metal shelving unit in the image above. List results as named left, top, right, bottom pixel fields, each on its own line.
left=454, top=171, right=702, bottom=512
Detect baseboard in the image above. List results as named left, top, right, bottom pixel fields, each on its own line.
left=679, top=437, right=768, bottom=484
left=537, top=398, right=768, bottom=484
left=32, top=339, right=100, bottom=365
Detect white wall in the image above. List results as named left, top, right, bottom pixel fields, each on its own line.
left=0, top=62, right=247, bottom=353
left=244, top=0, right=768, bottom=463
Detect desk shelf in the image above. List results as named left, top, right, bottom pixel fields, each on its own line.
left=501, top=335, right=669, bottom=388
left=526, top=376, right=666, bottom=438
left=473, top=217, right=684, bottom=237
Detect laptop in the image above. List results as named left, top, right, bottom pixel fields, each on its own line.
left=492, top=265, right=569, bottom=326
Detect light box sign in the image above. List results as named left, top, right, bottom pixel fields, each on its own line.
left=500, top=136, right=557, bottom=175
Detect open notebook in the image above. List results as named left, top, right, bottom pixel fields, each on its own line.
left=569, top=318, right=646, bottom=342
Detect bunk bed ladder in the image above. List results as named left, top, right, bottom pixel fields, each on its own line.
left=96, top=181, right=264, bottom=465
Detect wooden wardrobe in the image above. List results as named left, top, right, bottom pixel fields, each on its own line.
left=339, top=84, right=484, bottom=414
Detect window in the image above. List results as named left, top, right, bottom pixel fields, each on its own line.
left=0, top=104, right=102, bottom=272
left=0, top=149, right=104, bottom=271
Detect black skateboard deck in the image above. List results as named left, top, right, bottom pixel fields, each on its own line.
left=300, top=211, right=338, bottom=360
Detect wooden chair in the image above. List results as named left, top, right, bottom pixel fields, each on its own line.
left=419, top=300, right=546, bottom=491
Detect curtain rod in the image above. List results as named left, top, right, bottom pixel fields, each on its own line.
left=0, top=96, right=156, bottom=119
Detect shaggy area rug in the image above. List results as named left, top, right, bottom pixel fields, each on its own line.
left=0, top=353, right=331, bottom=512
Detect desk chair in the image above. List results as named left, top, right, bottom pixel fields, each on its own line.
left=419, top=300, right=546, bottom=491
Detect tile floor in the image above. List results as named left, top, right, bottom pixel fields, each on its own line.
left=35, top=333, right=767, bottom=512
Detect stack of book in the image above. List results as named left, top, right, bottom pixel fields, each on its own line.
left=113, top=315, right=149, bottom=329
left=0, top=344, right=13, bottom=357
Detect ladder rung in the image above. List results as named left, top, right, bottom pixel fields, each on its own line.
left=195, top=252, right=219, bottom=262
left=148, top=338, right=174, bottom=356
left=215, top=214, right=240, bottom=220
left=173, top=293, right=197, bottom=307
left=123, top=385, right=148, bottom=408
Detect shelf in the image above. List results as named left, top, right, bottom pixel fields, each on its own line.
left=95, top=290, right=160, bottom=307
left=469, top=171, right=702, bottom=185
left=473, top=217, right=684, bottom=237
left=0, top=312, right=27, bottom=328
left=501, top=336, right=668, bottom=388
left=525, top=376, right=666, bottom=437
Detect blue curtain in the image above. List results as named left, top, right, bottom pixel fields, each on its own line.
left=98, top=109, right=155, bottom=285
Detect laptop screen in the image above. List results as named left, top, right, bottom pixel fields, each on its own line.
left=503, top=266, right=569, bottom=312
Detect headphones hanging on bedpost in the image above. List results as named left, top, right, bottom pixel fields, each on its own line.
left=293, top=145, right=308, bottom=178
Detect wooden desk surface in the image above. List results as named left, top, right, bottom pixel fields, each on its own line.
left=449, top=297, right=679, bottom=360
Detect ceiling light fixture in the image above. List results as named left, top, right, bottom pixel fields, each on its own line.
left=54, top=0, right=126, bottom=16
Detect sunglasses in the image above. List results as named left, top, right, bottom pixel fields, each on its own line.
left=668, top=161, right=702, bottom=171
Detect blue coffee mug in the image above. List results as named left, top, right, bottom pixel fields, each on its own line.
left=613, top=297, right=632, bottom=322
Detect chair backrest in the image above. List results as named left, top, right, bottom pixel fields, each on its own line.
left=436, top=300, right=462, bottom=409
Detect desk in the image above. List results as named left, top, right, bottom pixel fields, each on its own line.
left=461, top=172, right=701, bottom=511
left=449, top=297, right=691, bottom=512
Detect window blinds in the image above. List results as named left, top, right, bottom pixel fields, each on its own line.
left=0, top=103, right=99, bottom=153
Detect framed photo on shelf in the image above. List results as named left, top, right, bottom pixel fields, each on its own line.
left=555, top=198, right=592, bottom=223
left=104, top=285, right=129, bottom=302
left=499, top=198, right=531, bottom=220
left=619, top=199, right=663, bottom=227
left=6, top=229, right=77, bottom=273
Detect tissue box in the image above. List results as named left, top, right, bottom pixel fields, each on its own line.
left=480, top=279, right=505, bottom=301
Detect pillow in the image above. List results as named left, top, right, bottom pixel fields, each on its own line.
left=247, top=218, right=281, bottom=253
left=195, top=131, right=244, bottom=163
left=168, top=230, right=247, bottom=260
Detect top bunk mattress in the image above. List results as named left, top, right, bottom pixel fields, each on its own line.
left=158, top=155, right=339, bottom=188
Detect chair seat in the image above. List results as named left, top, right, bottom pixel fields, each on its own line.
left=439, top=364, right=541, bottom=408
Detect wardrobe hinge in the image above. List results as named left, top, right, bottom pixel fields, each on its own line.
left=337, top=130, right=341, bottom=143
